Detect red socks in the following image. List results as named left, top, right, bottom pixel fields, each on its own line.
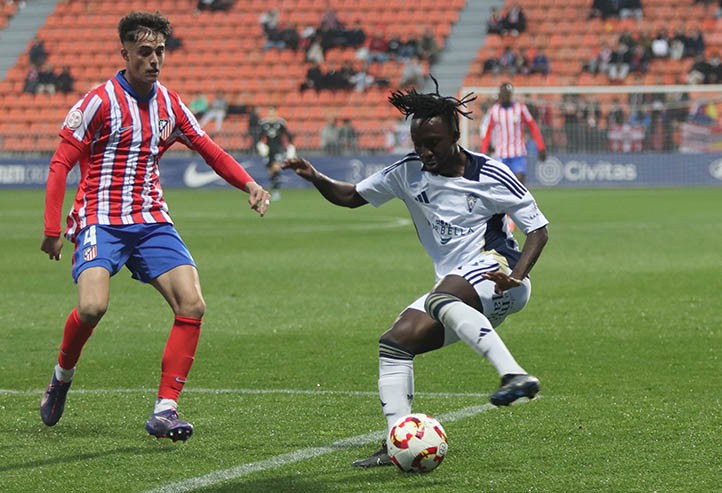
left=158, top=316, right=202, bottom=401
left=58, top=308, right=95, bottom=370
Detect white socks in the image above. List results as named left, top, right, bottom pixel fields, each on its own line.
left=378, top=356, right=414, bottom=432
left=426, top=293, right=525, bottom=376
left=54, top=364, right=75, bottom=383
left=154, top=398, right=178, bottom=414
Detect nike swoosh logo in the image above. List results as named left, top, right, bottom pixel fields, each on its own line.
left=183, top=162, right=223, bottom=188
left=118, top=125, right=134, bottom=133
left=175, top=377, right=186, bottom=384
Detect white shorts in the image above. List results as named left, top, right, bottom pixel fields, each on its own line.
left=407, top=252, right=531, bottom=344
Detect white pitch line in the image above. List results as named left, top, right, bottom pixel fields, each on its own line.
left=145, top=402, right=504, bottom=493
left=0, top=388, right=488, bottom=398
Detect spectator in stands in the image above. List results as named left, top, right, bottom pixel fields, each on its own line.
left=189, top=93, right=209, bottom=119
left=367, top=30, right=390, bottom=64
left=514, top=48, right=531, bottom=75
left=480, top=81, right=547, bottom=186
left=669, top=27, right=687, bottom=60
left=504, top=4, right=527, bottom=36
left=397, top=34, right=419, bottom=61
left=498, top=46, right=517, bottom=75
left=588, top=0, right=620, bottom=20
left=277, top=23, right=301, bottom=51
left=300, top=61, right=325, bottom=93
left=346, top=19, right=366, bottom=48
left=337, top=60, right=358, bottom=91
left=607, top=41, right=631, bottom=82
left=619, top=0, right=643, bottom=19
left=37, top=64, right=57, bottom=95
left=687, top=54, right=713, bottom=84
left=338, top=118, right=358, bottom=154
left=417, top=27, right=440, bottom=64
left=400, top=55, right=426, bottom=89
left=685, top=28, right=705, bottom=59
left=650, top=29, right=670, bottom=58
left=259, top=8, right=280, bottom=37
left=629, top=44, right=650, bottom=75
left=55, top=66, right=75, bottom=94
left=23, top=66, right=40, bottom=94
left=531, top=48, right=550, bottom=75
left=198, top=91, right=228, bottom=132
left=320, top=117, right=341, bottom=154
left=320, top=6, right=343, bottom=31
left=607, top=98, right=626, bottom=126
left=299, top=24, right=316, bottom=51
left=196, top=0, right=234, bottom=12
left=29, top=37, right=48, bottom=67
left=487, top=7, right=505, bottom=35
left=305, top=33, right=325, bottom=65
left=165, top=32, right=182, bottom=52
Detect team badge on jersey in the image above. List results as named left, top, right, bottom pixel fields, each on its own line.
left=466, top=194, right=479, bottom=212
left=158, top=119, right=172, bottom=141
left=82, top=245, right=97, bottom=261
left=64, top=109, right=83, bottom=130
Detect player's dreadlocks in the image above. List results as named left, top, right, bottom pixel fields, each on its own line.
left=388, top=75, right=476, bottom=132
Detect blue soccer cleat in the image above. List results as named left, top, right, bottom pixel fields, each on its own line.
left=145, top=409, right=193, bottom=442
left=40, top=374, right=72, bottom=426
left=490, top=373, right=540, bottom=406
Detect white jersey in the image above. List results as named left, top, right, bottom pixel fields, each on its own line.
left=356, top=148, right=549, bottom=280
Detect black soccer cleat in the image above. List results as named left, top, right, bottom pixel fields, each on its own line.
left=351, top=441, right=394, bottom=468
left=490, top=373, right=540, bottom=406
left=145, top=409, right=194, bottom=442
left=40, top=374, right=72, bottom=426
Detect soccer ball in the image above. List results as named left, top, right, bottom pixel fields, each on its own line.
left=387, top=413, right=448, bottom=473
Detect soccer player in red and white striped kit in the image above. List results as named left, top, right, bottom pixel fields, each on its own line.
left=39, top=11, right=271, bottom=441
left=480, top=81, right=547, bottom=186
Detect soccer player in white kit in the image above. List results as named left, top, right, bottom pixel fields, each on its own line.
left=283, top=79, right=549, bottom=468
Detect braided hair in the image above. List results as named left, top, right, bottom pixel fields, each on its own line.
left=387, top=75, right=476, bottom=133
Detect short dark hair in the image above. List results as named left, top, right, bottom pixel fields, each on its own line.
left=387, top=75, right=475, bottom=132
left=118, top=11, right=172, bottom=44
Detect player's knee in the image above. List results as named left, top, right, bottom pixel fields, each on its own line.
left=77, top=300, right=108, bottom=326
left=180, top=298, right=206, bottom=319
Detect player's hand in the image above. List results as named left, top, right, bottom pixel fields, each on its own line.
left=246, top=182, right=271, bottom=217
left=538, top=149, right=547, bottom=162
left=282, top=157, right=317, bottom=182
left=482, top=271, right=522, bottom=294
left=41, top=235, right=63, bottom=261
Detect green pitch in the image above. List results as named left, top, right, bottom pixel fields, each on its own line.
left=0, top=187, right=719, bottom=492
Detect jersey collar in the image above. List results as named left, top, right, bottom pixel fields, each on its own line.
left=115, top=70, right=157, bottom=102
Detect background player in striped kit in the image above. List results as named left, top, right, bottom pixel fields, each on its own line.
left=284, top=79, right=549, bottom=467
left=39, top=11, right=271, bottom=441
left=480, top=81, right=547, bottom=186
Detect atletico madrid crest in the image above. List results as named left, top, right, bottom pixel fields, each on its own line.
left=158, top=119, right=172, bottom=141
left=82, top=245, right=97, bottom=261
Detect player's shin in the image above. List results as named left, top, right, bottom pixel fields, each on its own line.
left=57, top=308, right=96, bottom=379
left=425, top=293, right=525, bottom=376
left=378, top=339, right=415, bottom=431
left=157, top=316, right=201, bottom=409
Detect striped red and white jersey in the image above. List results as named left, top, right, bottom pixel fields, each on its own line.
left=58, top=72, right=207, bottom=239
left=479, top=101, right=545, bottom=159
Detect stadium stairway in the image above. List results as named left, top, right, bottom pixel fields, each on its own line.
left=424, top=0, right=504, bottom=95
left=0, top=0, right=59, bottom=80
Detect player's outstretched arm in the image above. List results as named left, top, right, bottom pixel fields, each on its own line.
left=283, top=157, right=367, bottom=208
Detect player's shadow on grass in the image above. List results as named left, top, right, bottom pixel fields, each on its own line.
left=0, top=445, right=169, bottom=474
